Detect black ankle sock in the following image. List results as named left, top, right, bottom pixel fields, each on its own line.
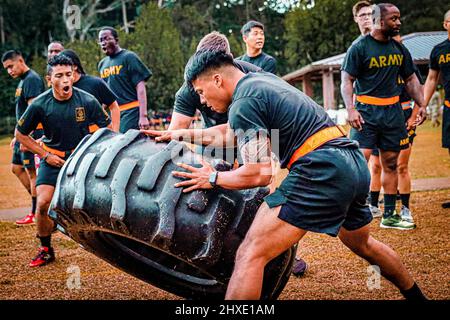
left=400, top=193, right=410, bottom=208
left=400, top=282, right=427, bottom=300
left=370, top=191, right=380, bottom=207
left=383, top=194, right=397, bottom=217
left=39, top=236, right=51, bottom=248
left=31, top=197, right=37, bottom=215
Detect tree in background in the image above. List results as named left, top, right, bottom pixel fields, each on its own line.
left=1, top=0, right=448, bottom=123
left=170, top=4, right=209, bottom=59
left=390, top=0, right=448, bottom=35
left=126, top=2, right=184, bottom=111
left=284, top=0, right=355, bottom=68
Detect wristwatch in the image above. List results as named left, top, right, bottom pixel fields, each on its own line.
left=42, top=152, right=50, bottom=162
left=209, top=171, right=219, bottom=188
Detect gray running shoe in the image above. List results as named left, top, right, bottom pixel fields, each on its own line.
left=400, top=205, right=414, bottom=223
left=369, top=205, right=383, bottom=218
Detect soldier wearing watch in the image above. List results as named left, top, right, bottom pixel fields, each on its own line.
left=209, top=171, right=219, bottom=188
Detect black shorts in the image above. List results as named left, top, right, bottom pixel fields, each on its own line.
left=36, top=153, right=71, bottom=187
left=443, top=103, right=450, bottom=148
left=350, top=102, right=408, bottom=152
left=32, top=129, right=44, bottom=140
left=11, top=141, right=35, bottom=169
left=403, top=107, right=417, bottom=145
left=120, top=108, right=139, bottom=133
left=407, top=127, right=417, bottom=145
left=371, top=148, right=379, bottom=157
left=264, top=146, right=373, bottom=237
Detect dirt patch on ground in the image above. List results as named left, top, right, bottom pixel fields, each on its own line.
left=409, top=123, right=450, bottom=179
left=0, top=188, right=448, bottom=300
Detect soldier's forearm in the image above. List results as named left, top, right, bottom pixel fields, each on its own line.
left=405, top=77, right=425, bottom=109
left=136, top=81, right=147, bottom=117
left=341, top=82, right=355, bottom=111
left=14, top=129, right=45, bottom=157
left=423, top=78, right=438, bottom=107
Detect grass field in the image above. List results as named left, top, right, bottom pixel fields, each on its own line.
left=0, top=119, right=449, bottom=300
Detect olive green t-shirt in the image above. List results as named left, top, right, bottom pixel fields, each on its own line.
left=17, top=87, right=111, bottom=151
left=15, top=69, right=45, bottom=121
left=228, top=73, right=356, bottom=168
left=74, top=74, right=117, bottom=107
left=174, top=60, right=261, bottom=128
left=430, top=39, right=450, bottom=100
left=236, top=52, right=277, bottom=74
left=98, top=49, right=151, bottom=106
left=342, top=34, right=415, bottom=98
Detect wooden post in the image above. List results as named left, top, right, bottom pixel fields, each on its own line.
left=322, top=68, right=335, bottom=110
left=302, top=74, right=314, bottom=98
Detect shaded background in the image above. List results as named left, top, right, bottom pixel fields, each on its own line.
left=0, top=0, right=447, bottom=133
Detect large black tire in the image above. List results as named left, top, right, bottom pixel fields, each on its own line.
left=51, top=128, right=295, bottom=299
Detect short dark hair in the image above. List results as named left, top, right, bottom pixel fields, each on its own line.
left=1, top=50, right=22, bottom=62
left=60, top=49, right=85, bottom=74
left=240, top=20, right=264, bottom=36
left=352, top=1, right=372, bottom=17
left=184, top=50, right=234, bottom=85
left=99, top=26, right=119, bottom=39
left=47, top=54, right=74, bottom=74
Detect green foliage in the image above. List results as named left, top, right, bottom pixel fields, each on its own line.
left=284, top=0, right=355, bottom=68
left=126, top=2, right=184, bottom=111
left=0, top=0, right=448, bottom=118
left=65, top=40, right=104, bottom=77
left=390, top=0, right=449, bottom=35
left=170, top=4, right=209, bottom=59
left=284, top=0, right=448, bottom=70
left=0, top=64, right=16, bottom=118
left=228, top=33, right=245, bottom=58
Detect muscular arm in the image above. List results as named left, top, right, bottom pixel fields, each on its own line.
left=106, top=101, right=120, bottom=132
left=404, top=73, right=426, bottom=126
left=172, top=137, right=273, bottom=192
left=404, top=73, right=425, bottom=108
left=423, top=69, right=440, bottom=107
left=15, top=129, right=46, bottom=157
left=215, top=162, right=273, bottom=189
left=142, top=123, right=235, bottom=147
left=168, top=111, right=194, bottom=130
left=15, top=129, right=65, bottom=167
left=136, top=81, right=149, bottom=129
left=217, top=136, right=273, bottom=189
left=340, top=71, right=356, bottom=110
left=340, top=71, right=364, bottom=130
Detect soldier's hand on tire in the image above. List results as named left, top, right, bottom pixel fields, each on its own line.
left=172, top=159, right=214, bottom=192
left=141, top=129, right=186, bottom=142
left=347, top=108, right=364, bottom=131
